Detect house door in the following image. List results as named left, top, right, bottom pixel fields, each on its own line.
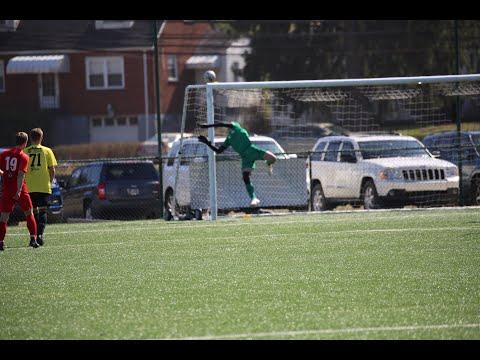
left=39, top=73, right=59, bottom=109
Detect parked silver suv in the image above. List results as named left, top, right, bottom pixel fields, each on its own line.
left=309, top=135, right=459, bottom=211
left=163, top=135, right=306, bottom=220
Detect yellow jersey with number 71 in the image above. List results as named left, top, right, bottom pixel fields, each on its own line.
left=25, top=144, right=58, bottom=194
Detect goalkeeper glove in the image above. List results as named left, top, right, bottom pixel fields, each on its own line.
left=198, top=135, right=209, bottom=145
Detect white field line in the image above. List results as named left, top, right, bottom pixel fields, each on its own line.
left=5, top=210, right=480, bottom=237
left=230, top=205, right=480, bottom=219
left=171, top=323, right=480, bottom=340
left=4, top=226, right=480, bottom=251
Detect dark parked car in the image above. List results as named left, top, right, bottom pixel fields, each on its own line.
left=423, top=131, right=480, bottom=205
left=60, top=160, right=161, bottom=220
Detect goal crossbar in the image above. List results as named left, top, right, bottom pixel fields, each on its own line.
left=186, top=74, right=480, bottom=91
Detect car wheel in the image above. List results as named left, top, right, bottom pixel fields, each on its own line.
left=83, top=202, right=93, bottom=220
left=471, top=178, right=480, bottom=206
left=164, top=190, right=175, bottom=221
left=48, top=212, right=62, bottom=224
left=194, top=209, right=203, bottom=221
left=362, top=180, right=382, bottom=210
left=311, top=183, right=329, bottom=211
left=60, top=209, right=68, bottom=223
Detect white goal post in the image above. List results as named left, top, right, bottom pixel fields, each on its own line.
left=175, top=74, right=480, bottom=220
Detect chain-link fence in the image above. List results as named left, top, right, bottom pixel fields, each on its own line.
left=52, top=137, right=478, bottom=223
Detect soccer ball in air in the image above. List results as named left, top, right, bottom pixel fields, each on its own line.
left=203, top=70, right=217, bottom=83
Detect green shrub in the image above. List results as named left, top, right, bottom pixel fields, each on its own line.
left=54, top=142, right=142, bottom=160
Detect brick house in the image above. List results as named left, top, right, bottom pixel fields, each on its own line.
left=0, top=20, right=212, bottom=145
left=185, top=30, right=251, bottom=84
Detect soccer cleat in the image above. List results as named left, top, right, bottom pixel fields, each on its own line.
left=29, top=238, right=40, bottom=248
left=250, top=197, right=261, bottom=207
left=37, top=235, right=44, bottom=246
left=0, top=242, right=4, bottom=251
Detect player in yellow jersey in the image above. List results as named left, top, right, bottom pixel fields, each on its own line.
left=24, top=128, right=58, bottom=246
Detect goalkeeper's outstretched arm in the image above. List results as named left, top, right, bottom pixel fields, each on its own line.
left=197, top=122, right=233, bottom=129
left=198, top=135, right=227, bottom=154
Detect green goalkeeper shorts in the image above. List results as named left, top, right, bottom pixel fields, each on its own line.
left=240, top=145, right=267, bottom=170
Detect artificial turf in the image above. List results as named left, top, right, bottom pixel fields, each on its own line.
left=0, top=207, right=479, bottom=339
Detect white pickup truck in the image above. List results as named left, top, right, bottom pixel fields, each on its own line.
left=309, top=134, right=460, bottom=210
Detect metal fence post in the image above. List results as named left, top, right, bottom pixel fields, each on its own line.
left=454, top=20, right=463, bottom=206
left=153, top=20, right=164, bottom=218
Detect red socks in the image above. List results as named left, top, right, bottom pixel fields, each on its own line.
left=0, top=215, right=37, bottom=248
left=26, top=213, right=37, bottom=239
left=0, top=221, right=6, bottom=242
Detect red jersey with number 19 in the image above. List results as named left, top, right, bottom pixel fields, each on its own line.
left=0, top=147, right=30, bottom=195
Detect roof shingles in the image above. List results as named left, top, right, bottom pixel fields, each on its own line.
left=0, top=20, right=162, bottom=53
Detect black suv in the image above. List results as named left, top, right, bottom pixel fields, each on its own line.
left=423, top=131, right=480, bottom=205
left=60, top=160, right=161, bottom=220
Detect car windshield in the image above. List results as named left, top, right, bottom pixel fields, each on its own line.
left=359, top=140, right=429, bottom=159
left=105, top=163, right=158, bottom=180
left=220, top=140, right=287, bottom=157
left=252, top=141, right=285, bottom=155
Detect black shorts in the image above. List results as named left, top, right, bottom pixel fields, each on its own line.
left=29, top=192, right=50, bottom=208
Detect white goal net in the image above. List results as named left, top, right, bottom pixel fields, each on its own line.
left=168, top=74, right=480, bottom=220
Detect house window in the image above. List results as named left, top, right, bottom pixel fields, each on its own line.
left=92, top=118, right=103, bottom=127
left=95, top=20, right=134, bottom=30
left=0, top=20, right=20, bottom=32
left=0, top=60, right=4, bottom=92
left=104, top=117, right=115, bottom=126
left=167, top=55, right=178, bottom=82
left=129, top=116, right=138, bottom=126
left=86, top=57, right=124, bottom=90
left=90, top=116, right=139, bottom=128
left=41, top=73, right=56, bottom=97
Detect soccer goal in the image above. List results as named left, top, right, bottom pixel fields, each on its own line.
left=173, top=74, right=480, bottom=220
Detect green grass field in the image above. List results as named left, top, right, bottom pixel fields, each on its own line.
left=1, top=208, right=479, bottom=340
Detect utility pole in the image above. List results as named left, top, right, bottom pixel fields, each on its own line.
left=454, top=20, right=463, bottom=205
left=153, top=20, right=164, bottom=217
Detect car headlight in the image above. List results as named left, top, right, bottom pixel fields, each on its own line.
left=379, top=169, right=402, bottom=181
left=445, top=167, right=458, bottom=177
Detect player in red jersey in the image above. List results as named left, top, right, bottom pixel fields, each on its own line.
left=0, top=132, right=39, bottom=251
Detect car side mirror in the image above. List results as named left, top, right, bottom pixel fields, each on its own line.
left=431, top=150, right=441, bottom=158
left=466, top=151, right=477, bottom=161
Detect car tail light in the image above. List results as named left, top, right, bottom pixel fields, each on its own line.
left=97, top=182, right=106, bottom=200
left=153, top=181, right=160, bottom=198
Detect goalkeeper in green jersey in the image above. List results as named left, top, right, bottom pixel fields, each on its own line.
left=198, top=121, right=277, bottom=207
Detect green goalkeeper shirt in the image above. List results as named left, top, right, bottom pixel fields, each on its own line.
left=222, top=122, right=252, bottom=155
